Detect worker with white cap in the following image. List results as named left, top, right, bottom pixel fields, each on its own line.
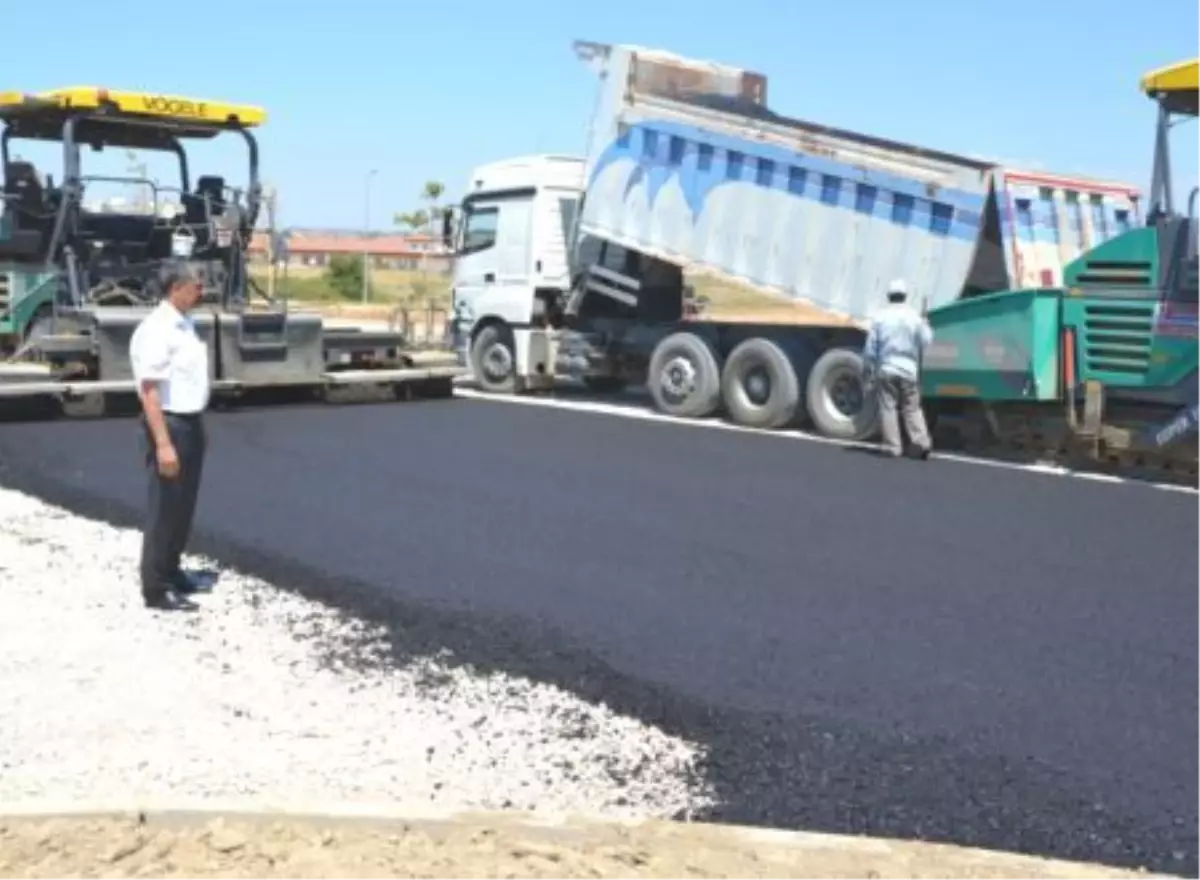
left=861, top=278, right=934, bottom=459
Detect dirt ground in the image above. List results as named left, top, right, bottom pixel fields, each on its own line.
left=0, top=813, right=1151, bottom=879
left=301, top=271, right=862, bottom=331
left=312, top=303, right=408, bottom=323
left=307, top=303, right=854, bottom=339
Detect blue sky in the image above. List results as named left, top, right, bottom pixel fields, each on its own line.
left=5, top=0, right=1197, bottom=229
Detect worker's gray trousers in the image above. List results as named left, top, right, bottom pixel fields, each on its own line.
left=876, top=373, right=931, bottom=457
left=139, top=412, right=206, bottom=598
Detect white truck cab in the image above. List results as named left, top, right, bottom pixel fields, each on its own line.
left=447, top=155, right=584, bottom=391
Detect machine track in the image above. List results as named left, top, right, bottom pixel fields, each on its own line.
left=931, top=407, right=1198, bottom=490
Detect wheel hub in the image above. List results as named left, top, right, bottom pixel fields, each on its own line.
left=660, top=355, right=698, bottom=401
left=828, top=371, right=864, bottom=417
left=482, top=343, right=513, bottom=382
left=743, top=366, right=771, bottom=406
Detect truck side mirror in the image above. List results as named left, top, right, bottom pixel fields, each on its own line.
left=441, top=208, right=454, bottom=249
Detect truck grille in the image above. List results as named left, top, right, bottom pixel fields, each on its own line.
left=1082, top=302, right=1155, bottom=377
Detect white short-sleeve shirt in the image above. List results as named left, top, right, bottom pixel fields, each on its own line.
left=129, top=300, right=210, bottom=414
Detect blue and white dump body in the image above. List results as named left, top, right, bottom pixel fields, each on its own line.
left=574, top=41, right=1142, bottom=322
left=996, top=169, right=1142, bottom=289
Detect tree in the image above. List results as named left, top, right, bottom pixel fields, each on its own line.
left=393, top=210, right=429, bottom=233
left=394, top=208, right=433, bottom=277
left=393, top=181, right=445, bottom=235
left=421, top=181, right=445, bottom=233
left=325, top=254, right=365, bottom=301
left=393, top=182, right=447, bottom=278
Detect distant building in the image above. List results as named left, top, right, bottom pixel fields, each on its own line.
left=247, top=229, right=453, bottom=274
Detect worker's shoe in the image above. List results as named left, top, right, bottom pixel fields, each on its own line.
left=170, top=569, right=215, bottom=595
left=144, top=590, right=199, bottom=612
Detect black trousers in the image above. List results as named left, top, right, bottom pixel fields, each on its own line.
left=139, top=412, right=206, bottom=598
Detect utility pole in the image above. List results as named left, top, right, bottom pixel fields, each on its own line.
left=362, top=169, right=378, bottom=304
left=263, top=184, right=279, bottom=300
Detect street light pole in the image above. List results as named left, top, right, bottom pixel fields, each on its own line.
left=264, top=184, right=279, bottom=301
left=362, top=169, right=378, bottom=304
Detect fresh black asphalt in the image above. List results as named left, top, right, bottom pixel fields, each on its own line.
left=0, top=394, right=1195, bottom=874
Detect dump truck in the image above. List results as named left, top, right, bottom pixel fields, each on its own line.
left=0, top=87, right=461, bottom=414
left=444, top=41, right=1195, bottom=483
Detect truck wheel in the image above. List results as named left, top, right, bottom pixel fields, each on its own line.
left=583, top=376, right=628, bottom=394
left=721, top=337, right=801, bottom=429
left=806, top=348, right=879, bottom=441
left=470, top=323, right=517, bottom=394
left=647, top=331, right=721, bottom=419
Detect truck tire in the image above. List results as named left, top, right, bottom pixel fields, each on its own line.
left=721, top=337, right=801, bottom=429
left=647, top=331, right=721, bottom=419
left=470, top=323, right=517, bottom=394
left=805, top=347, right=879, bottom=441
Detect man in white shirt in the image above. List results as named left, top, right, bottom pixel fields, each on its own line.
left=129, top=262, right=211, bottom=611
left=862, top=278, right=934, bottom=459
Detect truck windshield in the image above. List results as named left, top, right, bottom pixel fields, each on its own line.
left=461, top=205, right=498, bottom=253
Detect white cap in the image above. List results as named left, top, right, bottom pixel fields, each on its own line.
left=886, top=278, right=909, bottom=297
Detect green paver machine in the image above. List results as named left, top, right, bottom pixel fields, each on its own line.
left=921, top=58, right=1199, bottom=483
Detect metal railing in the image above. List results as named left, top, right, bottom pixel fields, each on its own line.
left=387, top=300, right=451, bottom=350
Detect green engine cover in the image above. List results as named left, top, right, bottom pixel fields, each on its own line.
left=921, top=221, right=1198, bottom=405
left=1058, top=223, right=1197, bottom=393
left=0, top=267, right=59, bottom=336
left=1062, top=296, right=1160, bottom=387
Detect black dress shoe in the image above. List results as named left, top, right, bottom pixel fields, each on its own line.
left=170, top=570, right=214, bottom=595
left=144, top=591, right=199, bottom=612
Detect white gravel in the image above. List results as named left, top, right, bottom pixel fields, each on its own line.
left=0, top=486, right=715, bottom=818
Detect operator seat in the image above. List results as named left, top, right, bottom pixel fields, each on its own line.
left=182, top=176, right=226, bottom=224
left=4, top=162, right=49, bottom=225
left=180, top=176, right=227, bottom=251
left=0, top=161, right=50, bottom=259
left=196, top=176, right=226, bottom=215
